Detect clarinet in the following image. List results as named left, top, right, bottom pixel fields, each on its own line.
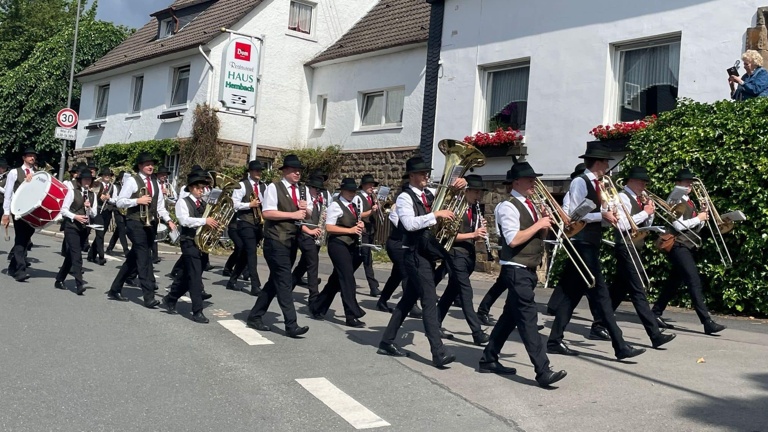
left=298, top=182, right=307, bottom=236
left=354, top=196, right=363, bottom=255
left=476, top=202, right=494, bottom=261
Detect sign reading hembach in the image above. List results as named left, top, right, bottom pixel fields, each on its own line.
left=219, top=37, right=259, bottom=111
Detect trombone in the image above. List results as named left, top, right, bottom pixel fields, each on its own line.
left=641, top=188, right=702, bottom=249
left=531, top=179, right=595, bottom=288
left=691, top=178, right=733, bottom=267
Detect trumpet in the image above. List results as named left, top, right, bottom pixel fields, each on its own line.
left=691, top=178, right=733, bottom=267
left=251, top=191, right=263, bottom=224
left=138, top=186, right=151, bottom=226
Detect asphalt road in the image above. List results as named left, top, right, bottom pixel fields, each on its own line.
left=0, top=229, right=766, bottom=432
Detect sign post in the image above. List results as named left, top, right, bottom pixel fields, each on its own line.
left=58, top=0, right=82, bottom=181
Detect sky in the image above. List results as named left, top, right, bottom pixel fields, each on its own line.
left=93, top=0, right=163, bottom=29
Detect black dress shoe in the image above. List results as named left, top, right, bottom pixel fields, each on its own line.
left=144, top=298, right=160, bottom=309
left=547, top=342, right=579, bottom=356
left=477, top=312, right=493, bottom=326
left=369, top=286, right=381, bottom=297
left=588, top=326, right=610, bottom=341
left=376, top=301, right=393, bottom=313
left=432, top=352, right=456, bottom=368
left=377, top=342, right=409, bottom=357
left=162, top=296, right=178, bottom=314
left=616, top=345, right=646, bottom=360
left=76, top=285, right=86, bottom=296
left=249, top=286, right=261, bottom=296
left=86, top=257, right=95, bottom=263
left=246, top=319, right=270, bottom=331
left=704, top=319, right=726, bottom=335
left=14, top=273, right=30, bottom=282
left=201, top=291, right=213, bottom=300
left=153, top=284, right=159, bottom=292
left=655, top=316, right=675, bottom=329
left=107, top=291, right=129, bottom=302
left=153, top=258, right=162, bottom=265
left=537, top=324, right=545, bottom=330
left=105, top=248, right=113, bottom=255
left=242, top=275, right=250, bottom=281
left=345, top=318, right=366, bottom=328
left=478, top=361, right=517, bottom=375
left=222, top=269, right=232, bottom=277
left=286, top=326, right=309, bottom=338
left=192, top=312, right=209, bottom=324
left=409, top=305, right=423, bottom=319
left=651, top=332, right=676, bottom=349
left=226, top=283, right=244, bottom=292
left=438, top=327, right=452, bottom=339
left=97, top=259, right=107, bottom=266
left=472, top=331, right=490, bottom=346
left=204, top=264, right=214, bottom=272
left=536, top=369, right=568, bottom=387
left=54, top=280, right=66, bottom=290
left=125, top=278, right=137, bottom=287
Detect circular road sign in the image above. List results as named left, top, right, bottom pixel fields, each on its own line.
left=57, top=108, right=78, bottom=128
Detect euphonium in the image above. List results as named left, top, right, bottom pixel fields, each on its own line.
left=431, top=139, right=486, bottom=251
left=138, top=186, right=151, bottom=226
left=195, top=173, right=238, bottom=253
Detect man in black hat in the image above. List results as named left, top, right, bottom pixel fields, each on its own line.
left=291, top=174, right=325, bottom=303
left=652, top=168, right=726, bottom=335
left=2, top=147, right=37, bottom=281
left=356, top=174, right=381, bottom=297
left=547, top=145, right=645, bottom=360
left=223, top=166, right=249, bottom=278
left=106, top=170, right=130, bottom=255
left=245, top=154, right=310, bottom=337
left=162, top=171, right=218, bottom=323
left=608, top=167, right=676, bottom=348
left=149, top=165, right=173, bottom=265
left=87, top=167, right=115, bottom=266
left=377, top=156, right=465, bottom=367
left=55, top=169, right=97, bottom=295
left=0, top=158, right=9, bottom=220
left=479, top=162, right=567, bottom=387
left=437, top=174, right=490, bottom=345
left=107, top=152, right=177, bottom=308
left=309, top=178, right=367, bottom=327
left=227, top=160, right=267, bottom=295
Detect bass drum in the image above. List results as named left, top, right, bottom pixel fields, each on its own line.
left=11, top=172, right=68, bottom=228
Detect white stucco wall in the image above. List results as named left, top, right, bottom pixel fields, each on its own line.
left=434, top=0, right=762, bottom=179
left=307, top=46, right=427, bottom=150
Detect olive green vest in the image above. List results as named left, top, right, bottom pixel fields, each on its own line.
left=264, top=180, right=300, bottom=247
left=498, top=198, right=545, bottom=268
left=126, top=174, right=159, bottom=222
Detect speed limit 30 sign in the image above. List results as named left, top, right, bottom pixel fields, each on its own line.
left=57, top=108, right=78, bottom=128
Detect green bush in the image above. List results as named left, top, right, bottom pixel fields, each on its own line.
left=278, top=145, right=345, bottom=182
left=179, top=104, right=223, bottom=175
left=93, top=139, right=179, bottom=173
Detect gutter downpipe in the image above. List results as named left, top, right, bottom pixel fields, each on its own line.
left=418, top=0, right=445, bottom=166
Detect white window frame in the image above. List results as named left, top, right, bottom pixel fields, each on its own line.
left=315, top=95, right=328, bottom=129
left=95, top=83, right=110, bottom=120
left=257, top=158, right=273, bottom=171
left=170, top=65, right=191, bottom=108
left=160, top=18, right=175, bottom=39
left=165, top=153, right=180, bottom=186
left=356, top=87, right=405, bottom=131
left=480, top=61, right=530, bottom=134
left=130, top=75, right=144, bottom=114
left=287, top=0, right=317, bottom=41
left=605, top=33, right=682, bottom=123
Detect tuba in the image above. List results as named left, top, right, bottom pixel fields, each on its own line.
left=430, top=139, right=486, bottom=251
left=195, top=172, right=238, bottom=253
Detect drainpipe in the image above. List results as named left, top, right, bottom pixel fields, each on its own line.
left=418, top=0, right=445, bottom=165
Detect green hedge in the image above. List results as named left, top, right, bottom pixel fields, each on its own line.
left=92, top=139, right=179, bottom=174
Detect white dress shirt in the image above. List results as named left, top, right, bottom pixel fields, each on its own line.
left=388, top=203, right=399, bottom=226
left=395, top=185, right=437, bottom=232
left=561, top=191, right=571, bottom=216
left=115, top=173, right=171, bottom=222
left=232, top=178, right=265, bottom=211
left=326, top=195, right=359, bottom=225
left=175, top=196, right=207, bottom=228
left=616, top=187, right=654, bottom=232
left=566, top=169, right=604, bottom=224
left=262, top=178, right=312, bottom=216
left=61, top=187, right=97, bottom=221
left=3, top=164, right=35, bottom=214
left=672, top=195, right=705, bottom=231
left=495, top=190, right=540, bottom=267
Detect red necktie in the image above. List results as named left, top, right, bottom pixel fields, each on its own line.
left=421, top=193, right=431, bottom=212
left=637, top=197, right=643, bottom=207
left=291, top=184, right=298, bottom=207
left=348, top=203, right=357, bottom=217
left=196, top=199, right=201, bottom=208
left=525, top=198, right=539, bottom=222
left=24, top=168, right=30, bottom=175
left=467, top=207, right=473, bottom=224
left=688, top=199, right=697, bottom=216
left=594, top=179, right=602, bottom=203
left=367, top=195, right=372, bottom=206
left=145, top=177, right=152, bottom=197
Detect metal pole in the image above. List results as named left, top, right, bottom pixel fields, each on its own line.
left=249, top=35, right=265, bottom=161
left=58, top=0, right=82, bottom=180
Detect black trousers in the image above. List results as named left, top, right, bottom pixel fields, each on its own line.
left=381, top=248, right=446, bottom=357
left=88, top=211, right=112, bottom=261
left=109, top=220, right=157, bottom=300
left=229, top=221, right=262, bottom=291
left=311, top=239, right=365, bottom=320
left=57, top=225, right=88, bottom=287
left=652, top=244, right=711, bottom=324
left=224, top=223, right=240, bottom=270
left=380, top=238, right=407, bottom=303
left=292, top=235, right=320, bottom=302
left=437, top=250, right=483, bottom=335
left=107, top=211, right=129, bottom=253
left=8, top=220, right=34, bottom=276
left=547, top=241, right=628, bottom=355
left=609, top=244, right=661, bottom=339
left=167, top=239, right=205, bottom=313
left=478, top=279, right=506, bottom=316
left=481, top=267, right=551, bottom=376
left=247, top=238, right=300, bottom=330
left=360, top=232, right=379, bottom=290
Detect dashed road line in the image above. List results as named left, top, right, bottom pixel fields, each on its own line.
left=218, top=319, right=274, bottom=345
left=296, top=377, right=390, bottom=430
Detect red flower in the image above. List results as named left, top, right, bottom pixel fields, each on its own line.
left=465, top=128, right=523, bottom=148
left=588, top=116, right=656, bottom=140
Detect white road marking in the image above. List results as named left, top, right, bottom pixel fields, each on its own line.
left=179, top=296, right=191, bottom=303
left=217, top=319, right=274, bottom=345
left=103, top=255, right=123, bottom=262
left=295, top=377, right=390, bottom=430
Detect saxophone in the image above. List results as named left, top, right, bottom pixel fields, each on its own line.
left=195, top=172, right=238, bottom=253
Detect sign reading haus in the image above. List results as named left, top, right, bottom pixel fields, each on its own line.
left=219, top=37, right=259, bottom=111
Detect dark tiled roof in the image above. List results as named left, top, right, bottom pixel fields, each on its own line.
left=78, top=0, right=262, bottom=77
left=307, top=0, right=430, bottom=66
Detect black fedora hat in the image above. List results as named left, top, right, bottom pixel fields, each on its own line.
left=186, top=171, right=209, bottom=187
left=570, top=163, right=586, bottom=180
left=0, top=158, right=8, bottom=168
left=279, top=154, right=304, bottom=170
left=156, top=165, right=171, bottom=175
left=579, top=143, right=612, bottom=160
left=306, top=175, right=325, bottom=190
left=191, top=164, right=203, bottom=172
left=675, top=167, right=695, bottom=181
left=405, top=157, right=432, bottom=174
left=76, top=162, right=88, bottom=171
left=68, top=164, right=79, bottom=173
left=22, top=147, right=37, bottom=156
left=503, top=162, right=542, bottom=184
left=339, top=177, right=358, bottom=191
left=465, top=174, right=488, bottom=190
left=78, top=169, right=94, bottom=181
left=310, top=169, right=329, bottom=181
left=99, top=167, right=114, bottom=176
left=87, top=161, right=97, bottom=169
left=359, top=174, right=379, bottom=187
left=134, top=152, right=158, bottom=168
left=625, top=166, right=651, bottom=182
left=248, top=160, right=264, bottom=171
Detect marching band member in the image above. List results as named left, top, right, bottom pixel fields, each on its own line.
left=547, top=144, right=645, bottom=360
left=309, top=178, right=367, bottom=327
left=226, top=160, right=266, bottom=295
left=610, top=166, right=676, bottom=348
left=162, top=171, right=217, bottom=324
left=377, top=157, right=465, bottom=367
left=291, top=174, right=325, bottom=304
left=151, top=165, right=172, bottom=265
left=55, top=169, right=97, bottom=295
left=60, top=163, right=83, bottom=255
left=245, top=155, right=310, bottom=338
left=357, top=174, right=381, bottom=297
left=81, top=161, right=98, bottom=253
left=106, top=171, right=130, bottom=255
left=87, top=167, right=115, bottom=266
left=223, top=168, right=248, bottom=279
left=652, top=168, right=726, bottom=335
left=292, top=169, right=329, bottom=288
left=2, top=148, right=37, bottom=282
left=0, top=158, right=8, bottom=220
left=479, top=162, right=567, bottom=387
left=436, top=174, right=489, bottom=345
left=107, top=153, right=176, bottom=308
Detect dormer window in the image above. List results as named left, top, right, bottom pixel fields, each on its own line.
left=160, top=18, right=175, bottom=39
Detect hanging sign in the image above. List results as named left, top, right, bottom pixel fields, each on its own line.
left=219, top=37, right=259, bottom=111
